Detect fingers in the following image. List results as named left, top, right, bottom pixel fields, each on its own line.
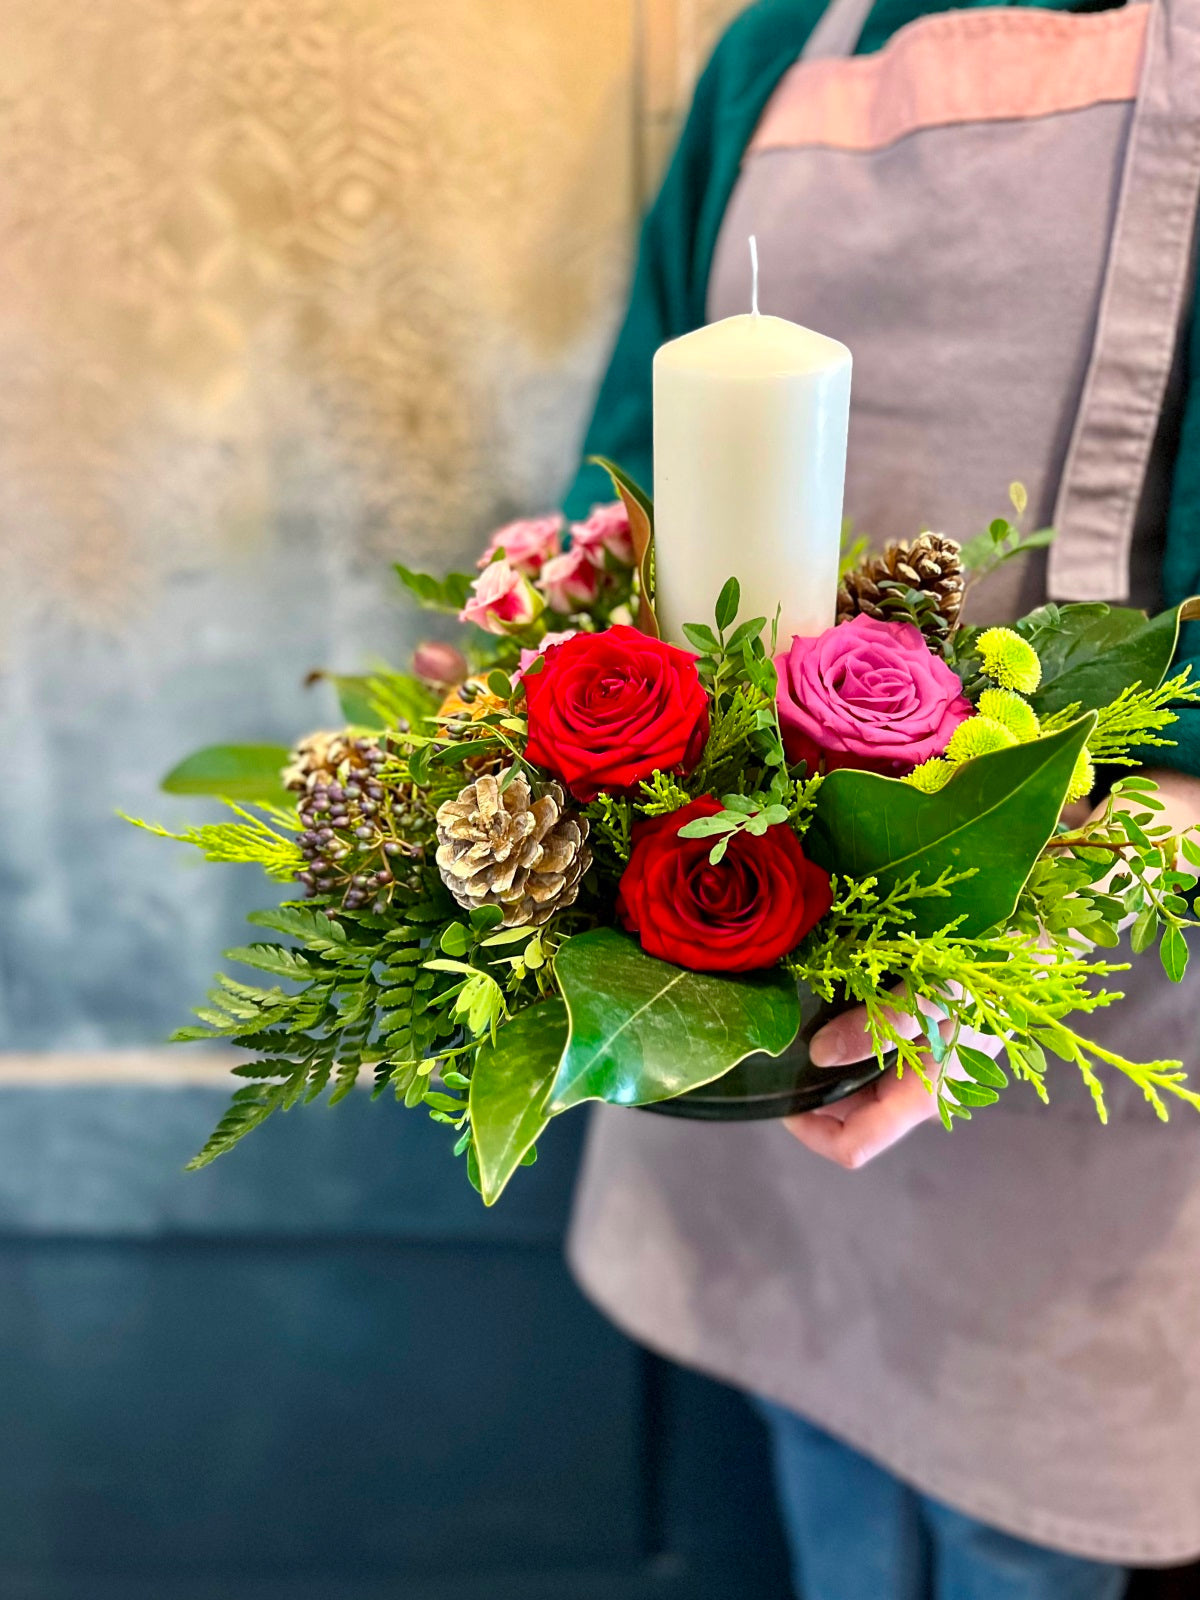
left=810, top=992, right=950, bottom=1069
left=784, top=1068, right=939, bottom=1169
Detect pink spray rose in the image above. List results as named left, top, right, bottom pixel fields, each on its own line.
left=569, top=501, right=635, bottom=567
left=459, top=560, right=544, bottom=635
left=477, top=514, right=563, bottom=577
left=517, top=630, right=579, bottom=679
left=775, top=614, right=972, bottom=775
left=539, top=546, right=602, bottom=614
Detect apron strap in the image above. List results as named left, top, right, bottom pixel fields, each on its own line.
left=801, top=0, right=875, bottom=61
left=1048, top=0, right=1200, bottom=601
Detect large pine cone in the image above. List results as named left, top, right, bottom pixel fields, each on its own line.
left=838, top=532, right=965, bottom=635
left=435, top=769, right=590, bottom=927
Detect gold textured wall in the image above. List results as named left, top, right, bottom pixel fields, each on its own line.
left=0, top=0, right=748, bottom=1049
left=0, top=0, right=747, bottom=638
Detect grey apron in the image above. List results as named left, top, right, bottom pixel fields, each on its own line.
left=569, top=0, right=1200, bottom=1564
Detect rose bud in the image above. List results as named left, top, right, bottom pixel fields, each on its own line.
left=459, top=560, right=545, bottom=636
left=568, top=501, right=635, bottom=567
left=411, top=639, right=469, bottom=688
left=477, top=513, right=564, bottom=577
left=538, top=546, right=602, bottom=614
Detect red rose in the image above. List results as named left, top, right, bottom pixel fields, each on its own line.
left=616, top=796, right=832, bottom=973
left=523, top=625, right=709, bottom=802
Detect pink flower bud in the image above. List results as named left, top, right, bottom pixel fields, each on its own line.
left=569, top=501, right=635, bottom=567
left=516, top=630, right=579, bottom=679
left=478, top=514, right=564, bottom=577
left=411, top=639, right=469, bottom=688
left=539, top=547, right=602, bottom=615
left=459, top=560, right=545, bottom=635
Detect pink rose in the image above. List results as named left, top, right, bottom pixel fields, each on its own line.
left=569, top=501, right=635, bottom=567
left=460, top=560, right=545, bottom=635
left=775, top=615, right=972, bottom=775
left=478, top=514, right=563, bottom=577
left=516, top=630, right=579, bottom=679
left=539, top=546, right=602, bottom=614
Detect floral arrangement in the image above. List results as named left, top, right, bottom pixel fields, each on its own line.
left=134, top=467, right=1200, bottom=1203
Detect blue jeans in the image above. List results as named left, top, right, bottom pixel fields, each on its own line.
left=756, top=1399, right=1129, bottom=1600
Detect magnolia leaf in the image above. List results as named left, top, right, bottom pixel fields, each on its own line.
left=589, top=455, right=658, bottom=638
left=161, top=744, right=291, bottom=805
left=1027, top=597, right=1200, bottom=715
left=469, top=999, right=568, bottom=1205
left=808, top=717, right=1096, bottom=938
left=548, top=928, right=799, bottom=1113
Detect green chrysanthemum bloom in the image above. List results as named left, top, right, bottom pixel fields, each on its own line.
left=945, top=714, right=1018, bottom=764
left=976, top=627, right=1042, bottom=693
left=902, top=758, right=955, bottom=794
left=1065, top=748, right=1096, bottom=804
left=977, top=688, right=1041, bottom=743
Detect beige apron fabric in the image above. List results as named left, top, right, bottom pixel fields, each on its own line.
left=569, top=0, right=1200, bottom=1564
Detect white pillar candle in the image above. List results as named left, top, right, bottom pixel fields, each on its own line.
left=652, top=296, right=852, bottom=649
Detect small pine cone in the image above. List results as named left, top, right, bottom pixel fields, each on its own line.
left=435, top=769, right=591, bottom=927
left=838, top=532, right=965, bottom=631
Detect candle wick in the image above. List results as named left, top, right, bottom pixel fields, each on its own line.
left=749, top=234, right=760, bottom=318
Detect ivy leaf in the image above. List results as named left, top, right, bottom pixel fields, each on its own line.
left=548, top=928, right=800, bottom=1113
left=161, top=744, right=291, bottom=805
left=808, top=717, right=1096, bottom=938
left=469, top=1000, right=569, bottom=1206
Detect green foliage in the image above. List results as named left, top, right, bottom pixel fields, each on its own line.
left=394, top=562, right=474, bottom=614
left=124, top=804, right=303, bottom=881
left=1021, top=598, right=1200, bottom=716
left=1015, top=773, right=1198, bottom=983
left=160, top=744, right=291, bottom=805
left=469, top=999, right=569, bottom=1205
left=792, top=868, right=1200, bottom=1127
left=959, top=484, right=1053, bottom=584
left=178, top=893, right=464, bottom=1170
left=807, top=717, right=1095, bottom=937
left=549, top=927, right=800, bottom=1113
left=310, top=669, right=440, bottom=732
left=1084, top=668, right=1200, bottom=765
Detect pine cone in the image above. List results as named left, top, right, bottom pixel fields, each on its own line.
left=838, top=532, right=965, bottom=642
left=435, top=769, right=590, bottom=927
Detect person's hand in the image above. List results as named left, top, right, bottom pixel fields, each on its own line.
left=785, top=769, right=1200, bottom=1171
left=785, top=994, right=1002, bottom=1169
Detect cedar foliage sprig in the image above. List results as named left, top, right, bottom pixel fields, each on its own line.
left=790, top=865, right=1200, bottom=1127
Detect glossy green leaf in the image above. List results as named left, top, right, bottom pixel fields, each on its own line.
left=1026, top=598, right=1200, bottom=715
left=161, top=744, right=291, bottom=804
left=1161, top=923, right=1189, bottom=983
left=807, top=717, right=1096, bottom=938
left=589, top=455, right=658, bottom=637
left=548, top=928, right=800, bottom=1113
left=469, top=1000, right=568, bottom=1206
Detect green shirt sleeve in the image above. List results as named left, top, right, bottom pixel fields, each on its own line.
left=1151, top=286, right=1200, bottom=778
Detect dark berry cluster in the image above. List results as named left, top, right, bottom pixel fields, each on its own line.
left=292, top=737, right=412, bottom=913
